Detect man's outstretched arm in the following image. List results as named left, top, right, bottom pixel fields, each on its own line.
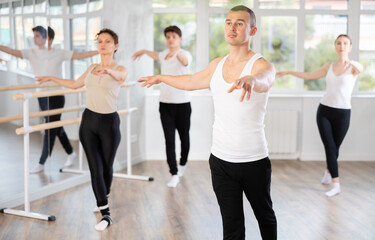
left=138, top=57, right=222, bottom=91
left=0, top=45, right=23, bottom=59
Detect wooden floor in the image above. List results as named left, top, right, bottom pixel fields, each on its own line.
left=0, top=160, right=374, bottom=240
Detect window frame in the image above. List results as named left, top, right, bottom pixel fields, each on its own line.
left=153, top=0, right=375, bottom=94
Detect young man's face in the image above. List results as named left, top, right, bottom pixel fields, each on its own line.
left=33, top=31, right=46, bottom=47
left=165, top=32, right=182, bottom=49
left=224, top=10, right=257, bottom=46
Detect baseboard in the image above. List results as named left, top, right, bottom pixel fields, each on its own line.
left=300, top=153, right=375, bottom=161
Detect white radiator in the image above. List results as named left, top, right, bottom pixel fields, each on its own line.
left=265, top=110, right=299, bottom=157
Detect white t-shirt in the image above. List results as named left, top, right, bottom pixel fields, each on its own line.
left=158, top=49, right=192, bottom=104
left=21, top=48, right=73, bottom=78
left=210, top=53, right=269, bottom=163
left=320, top=63, right=356, bottom=109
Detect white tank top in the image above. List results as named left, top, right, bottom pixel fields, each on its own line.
left=320, top=63, right=356, bottom=109
left=210, top=53, right=269, bottom=163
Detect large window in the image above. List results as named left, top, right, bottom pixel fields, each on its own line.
left=261, top=16, right=297, bottom=89
left=153, top=13, right=196, bottom=74
left=304, top=14, right=348, bottom=90
left=359, top=14, right=375, bottom=91
left=0, top=0, right=103, bottom=78
left=154, top=0, right=374, bottom=94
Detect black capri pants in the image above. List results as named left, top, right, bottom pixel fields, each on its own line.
left=79, top=108, right=121, bottom=207
left=316, top=104, right=351, bottom=178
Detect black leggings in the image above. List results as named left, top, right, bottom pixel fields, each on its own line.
left=209, top=154, right=277, bottom=240
left=38, top=96, right=73, bottom=164
left=79, top=109, right=121, bottom=207
left=316, top=104, right=351, bottom=178
left=159, top=102, right=191, bottom=175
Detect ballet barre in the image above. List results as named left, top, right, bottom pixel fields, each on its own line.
left=1, top=81, right=152, bottom=222
left=0, top=82, right=59, bottom=92
left=0, top=106, right=84, bottom=124
left=14, top=108, right=137, bottom=135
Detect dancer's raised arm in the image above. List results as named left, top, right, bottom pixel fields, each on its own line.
left=138, top=57, right=222, bottom=91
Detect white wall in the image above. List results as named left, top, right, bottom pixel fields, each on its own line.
left=144, top=93, right=375, bottom=161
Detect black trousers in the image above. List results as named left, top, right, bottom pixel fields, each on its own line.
left=38, top=96, right=73, bottom=164
left=159, top=102, right=191, bottom=175
left=209, top=154, right=277, bottom=240
left=79, top=109, right=121, bottom=207
left=316, top=104, right=351, bottom=178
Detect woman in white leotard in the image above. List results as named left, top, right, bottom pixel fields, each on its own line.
left=277, top=34, right=363, bottom=197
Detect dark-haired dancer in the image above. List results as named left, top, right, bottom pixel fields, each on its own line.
left=277, top=34, right=363, bottom=197
left=139, top=6, right=277, bottom=239
left=38, top=28, right=127, bottom=231
left=0, top=26, right=98, bottom=173
left=133, top=25, right=192, bottom=188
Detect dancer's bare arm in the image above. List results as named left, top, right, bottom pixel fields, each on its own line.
left=97, top=66, right=128, bottom=83
left=138, top=57, right=223, bottom=91
left=133, top=50, right=159, bottom=61
left=350, top=60, right=363, bottom=74
left=72, top=50, right=99, bottom=59
left=276, top=63, right=330, bottom=80
left=0, top=45, right=22, bottom=58
left=36, top=64, right=94, bottom=89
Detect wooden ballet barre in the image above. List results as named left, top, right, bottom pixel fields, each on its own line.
left=12, top=82, right=137, bottom=100
left=15, top=108, right=137, bottom=135
left=0, top=106, right=84, bottom=124
left=0, top=83, right=60, bottom=92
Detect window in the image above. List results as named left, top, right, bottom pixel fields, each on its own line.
left=305, top=0, right=348, bottom=10
left=0, top=0, right=102, bottom=77
left=261, top=16, right=297, bottom=89
left=209, top=14, right=229, bottom=61
left=304, top=14, right=348, bottom=91
left=71, top=17, right=87, bottom=78
left=68, top=0, right=87, bottom=14
left=153, top=0, right=196, bottom=8
left=361, top=0, right=375, bottom=10
left=209, top=0, right=253, bottom=8
left=359, top=14, right=375, bottom=91
left=49, top=0, right=63, bottom=15
left=0, top=16, right=11, bottom=46
left=153, top=13, right=196, bottom=74
left=259, top=0, right=298, bottom=9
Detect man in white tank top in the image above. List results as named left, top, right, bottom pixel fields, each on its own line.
left=139, top=6, right=277, bottom=239
left=133, top=26, right=193, bottom=188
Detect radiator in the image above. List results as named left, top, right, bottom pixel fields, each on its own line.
left=265, top=110, right=299, bottom=155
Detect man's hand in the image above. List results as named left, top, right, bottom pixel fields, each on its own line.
left=133, top=50, right=145, bottom=60
left=138, top=75, right=162, bottom=88
left=36, top=76, right=52, bottom=84
left=165, top=50, right=177, bottom=60
left=227, top=75, right=256, bottom=102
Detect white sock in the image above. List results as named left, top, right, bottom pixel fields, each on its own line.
left=64, top=152, right=76, bottom=167
left=93, top=206, right=100, bottom=213
left=321, top=170, right=332, bottom=184
left=325, top=182, right=341, bottom=197
left=167, top=175, right=180, bottom=188
left=177, top=165, right=186, bottom=177
left=95, top=219, right=109, bottom=231
left=30, top=163, right=44, bottom=174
